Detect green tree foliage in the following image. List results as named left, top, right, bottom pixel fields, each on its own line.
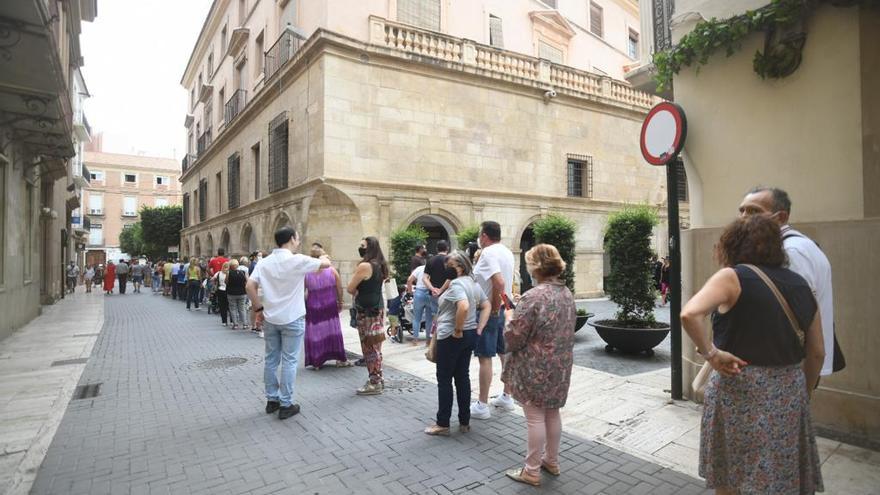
left=456, top=224, right=480, bottom=248
left=389, top=225, right=427, bottom=285
left=532, top=214, right=577, bottom=292
left=140, top=205, right=182, bottom=249
left=118, top=223, right=146, bottom=258
left=604, top=205, right=659, bottom=325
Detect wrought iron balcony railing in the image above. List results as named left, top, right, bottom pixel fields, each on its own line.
left=196, top=130, right=212, bottom=157
left=224, top=89, right=247, bottom=125
left=182, top=154, right=197, bottom=172
left=264, top=28, right=307, bottom=81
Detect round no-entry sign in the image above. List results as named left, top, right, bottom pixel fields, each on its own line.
left=640, top=102, right=687, bottom=166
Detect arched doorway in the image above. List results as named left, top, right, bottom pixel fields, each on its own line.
left=193, top=237, right=201, bottom=259
left=183, top=240, right=190, bottom=259
left=219, top=229, right=230, bottom=255
left=409, top=215, right=456, bottom=254
left=519, top=225, right=536, bottom=293
left=206, top=234, right=214, bottom=258
left=240, top=223, right=258, bottom=254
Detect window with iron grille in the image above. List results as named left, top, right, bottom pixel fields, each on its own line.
left=489, top=15, right=504, bottom=48
left=628, top=29, right=639, bottom=59
left=182, top=193, right=190, bottom=227
left=228, top=153, right=240, bottom=209
left=198, top=179, right=207, bottom=221
left=567, top=154, right=593, bottom=198
left=398, top=0, right=441, bottom=31
left=590, top=2, right=604, bottom=38
left=267, top=112, right=289, bottom=194
left=538, top=41, right=564, bottom=64
left=677, top=161, right=689, bottom=202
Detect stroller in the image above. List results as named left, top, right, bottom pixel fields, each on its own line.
left=387, top=291, right=424, bottom=343
left=206, top=279, right=219, bottom=314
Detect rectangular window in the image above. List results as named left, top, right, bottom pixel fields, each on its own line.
left=204, top=102, right=213, bottom=133
left=252, top=142, right=261, bottom=200
left=398, top=0, right=441, bottom=31
left=221, top=24, right=228, bottom=54
left=156, top=176, right=170, bottom=186
left=191, top=88, right=195, bottom=109
left=215, top=171, right=222, bottom=213
left=590, top=2, right=604, bottom=38
left=566, top=154, right=593, bottom=198
left=207, top=52, right=214, bottom=78
left=538, top=41, right=564, bottom=64
left=268, top=112, right=289, bottom=193
left=0, top=158, right=5, bottom=286
left=88, top=194, right=104, bottom=214
left=123, top=196, right=138, bottom=217
left=239, top=0, right=247, bottom=23
left=89, top=223, right=103, bottom=246
left=218, top=87, right=225, bottom=124
left=228, top=152, right=241, bottom=209
left=255, top=31, right=265, bottom=78
left=198, top=179, right=207, bottom=221
left=124, top=173, right=137, bottom=184
left=89, top=169, right=104, bottom=182
left=489, top=15, right=504, bottom=48
left=677, top=161, right=689, bottom=202
left=628, top=29, right=639, bottom=59
left=156, top=197, right=169, bottom=207
left=182, top=193, right=190, bottom=227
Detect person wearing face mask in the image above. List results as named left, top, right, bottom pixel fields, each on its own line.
left=423, top=241, right=453, bottom=339
left=424, top=251, right=490, bottom=436
left=246, top=227, right=332, bottom=420
left=347, top=236, right=391, bottom=395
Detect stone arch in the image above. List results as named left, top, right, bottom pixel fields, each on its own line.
left=182, top=239, right=191, bottom=259
left=219, top=228, right=231, bottom=255
left=272, top=211, right=293, bottom=233
left=400, top=209, right=464, bottom=252
left=239, top=222, right=259, bottom=255
left=303, top=185, right=363, bottom=260
left=205, top=232, right=215, bottom=257
left=193, top=236, right=201, bottom=259
left=514, top=214, right=545, bottom=293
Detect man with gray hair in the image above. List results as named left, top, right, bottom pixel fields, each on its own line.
left=739, top=187, right=844, bottom=377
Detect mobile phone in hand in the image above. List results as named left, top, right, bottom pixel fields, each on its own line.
left=502, top=293, right=516, bottom=311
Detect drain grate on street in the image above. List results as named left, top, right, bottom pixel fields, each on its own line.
left=197, top=357, right=248, bottom=369
left=73, top=383, right=101, bottom=400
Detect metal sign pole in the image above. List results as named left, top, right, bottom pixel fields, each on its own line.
left=667, top=157, right=682, bottom=400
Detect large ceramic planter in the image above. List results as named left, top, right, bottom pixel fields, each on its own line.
left=588, top=320, right=671, bottom=357
left=574, top=313, right=593, bottom=333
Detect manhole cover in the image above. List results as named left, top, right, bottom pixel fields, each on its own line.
left=196, top=357, right=248, bottom=369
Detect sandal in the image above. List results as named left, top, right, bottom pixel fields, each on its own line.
left=424, top=424, right=450, bottom=436
left=541, top=463, right=560, bottom=476
left=506, top=468, right=540, bottom=486
left=335, top=360, right=354, bottom=368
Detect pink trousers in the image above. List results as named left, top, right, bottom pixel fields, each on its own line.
left=522, top=404, right=562, bottom=477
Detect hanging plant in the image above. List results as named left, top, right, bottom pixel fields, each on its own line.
left=652, top=0, right=877, bottom=91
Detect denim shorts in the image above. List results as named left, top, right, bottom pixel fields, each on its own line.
left=474, top=313, right=505, bottom=358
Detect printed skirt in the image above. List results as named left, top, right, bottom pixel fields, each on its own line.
left=700, top=364, right=823, bottom=494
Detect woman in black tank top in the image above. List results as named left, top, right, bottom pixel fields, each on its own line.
left=681, top=215, right=825, bottom=494
left=347, top=236, right=390, bottom=396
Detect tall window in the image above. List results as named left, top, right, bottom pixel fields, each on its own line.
left=238, top=0, right=247, bottom=23
left=255, top=31, right=264, bottom=78
left=156, top=198, right=169, bottom=207
left=156, top=176, right=170, bottom=186
left=218, top=87, right=226, bottom=123
left=228, top=153, right=241, bottom=209
left=124, top=173, right=137, bottom=184
left=677, top=161, right=689, bottom=202
left=89, top=169, right=104, bottom=182
left=221, top=24, right=228, bottom=54
left=207, top=52, right=214, bottom=78
left=268, top=112, right=289, bottom=193
left=89, top=193, right=103, bottom=214
left=123, top=196, right=138, bottom=217
left=398, top=0, right=441, bottom=31
left=89, top=223, right=103, bottom=246
left=489, top=15, right=504, bottom=48
left=566, top=154, right=593, bottom=198
left=590, top=2, right=604, bottom=38
left=24, top=184, right=33, bottom=281
left=628, top=29, right=639, bottom=59
left=0, top=159, right=5, bottom=286
left=252, top=142, right=261, bottom=200
left=198, top=179, right=208, bottom=221
left=215, top=171, right=222, bottom=213
left=538, top=41, right=564, bottom=64
left=182, top=193, right=190, bottom=227
left=191, top=88, right=195, bottom=109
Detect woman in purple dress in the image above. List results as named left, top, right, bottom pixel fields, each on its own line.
left=305, top=246, right=352, bottom=369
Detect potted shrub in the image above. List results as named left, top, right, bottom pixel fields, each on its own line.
left=456, top=224, right=480, bottom=248
left=575, top=308, right=593, bottom=333
left=590, top=205, right=670, bottom=356
left=389, top=225, right=427, bottom=286
left=532, top=213, right=577, bottom=292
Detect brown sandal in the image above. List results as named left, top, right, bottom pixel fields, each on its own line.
left=424, top=424, right=450, bottom=436
left=541, top=463, right=560, bottom=476
left=505, top=468, right=540, bottom=486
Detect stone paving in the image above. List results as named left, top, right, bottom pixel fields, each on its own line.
left=29, top=293, right=708, bottom=495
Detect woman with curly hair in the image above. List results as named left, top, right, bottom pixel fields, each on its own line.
left=347, top=236, right=390, bottom=396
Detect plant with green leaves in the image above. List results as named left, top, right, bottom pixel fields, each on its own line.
left=389, top=225, right=427, bottom=285
left=532, top=213, right=577, bottom=292
left=119, top=222, right=146, bottom=258
left=140, top=205, right=183, bottom=251
left=603, top=205, right=661, bottom=327
left=456, top=224, right=480, bottom=248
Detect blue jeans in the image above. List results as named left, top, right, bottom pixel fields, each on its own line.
left=411, top=288, right=432, bottom=339
left=185, top=280, right=200, bottom=309
left=264, top=317, right=305, bottom=407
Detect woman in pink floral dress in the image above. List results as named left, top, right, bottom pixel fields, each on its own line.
left=501, top=244, right=576, bottom=487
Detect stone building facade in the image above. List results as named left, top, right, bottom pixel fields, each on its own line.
left=180, top=0, right=673, bottom=298
left=82, top=151, right=182, bottom=265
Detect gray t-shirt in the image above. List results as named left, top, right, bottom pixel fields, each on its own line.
left=435, top=277, right=487, bottom=340
left=116, top=262, right=130, bottom=275
left=130, top=264, right=145, bottom=277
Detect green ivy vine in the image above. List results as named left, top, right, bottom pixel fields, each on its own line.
left=652, top=0, right=878, bottom=91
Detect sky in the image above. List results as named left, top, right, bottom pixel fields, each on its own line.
left=80, top=0, right=214, bottom=159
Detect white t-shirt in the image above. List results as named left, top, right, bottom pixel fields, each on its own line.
left=249, top=248, right=322, bottom=325
left=410, top=265, right=427, bottom=290
left=473, top=242, right=515, bottom=304
left=782, top=226, right=834, bottom=376
left=238, top=265, right=249, bottom=276
left=214, top=271, right=227, bottom=291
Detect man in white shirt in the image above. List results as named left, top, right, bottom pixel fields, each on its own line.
left=739, top=187, right=841, bottom=377
left=246, top=227, right=331, bottom=419
left=471, top=221, right=516, bottom=419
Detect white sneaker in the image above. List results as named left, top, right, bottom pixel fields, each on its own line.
left=489, top=393, right=517, bottom=411
left=470, top=400, right=491, bottom=420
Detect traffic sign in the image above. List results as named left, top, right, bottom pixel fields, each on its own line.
left=640, top=102, right=687, bottom=166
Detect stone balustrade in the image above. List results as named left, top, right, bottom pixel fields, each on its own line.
left=368, top=16, right=658, bottom=110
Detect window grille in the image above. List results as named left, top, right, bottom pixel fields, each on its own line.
left=567, top=154, right=593, bottom=198
left=538, top=41, right=563, bottom=64
left=489, top=15, right=504, bottom=48
left=676, top=161, right=689, bottom=202
left=182, top=193, right=190, bottom=227
left=198, top=179, right=208, bottom=221
left=267, top=112, right=289, bottom=193
left=228, top=153, right=240, bottom=209
left=590, top=2, right=604, bottom=38
left=397, top=0, right=441, bottom=31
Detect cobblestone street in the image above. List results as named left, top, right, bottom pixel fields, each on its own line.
left=29, top=293, right=707, bottom=495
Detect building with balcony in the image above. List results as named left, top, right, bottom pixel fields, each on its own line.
left=82, top=151, right=182, bottom=266
left=179, top=0, right=675, bottom=297
left=633, top=0, right=879, bottom=444
left=0, top=0, right=97, bottom=340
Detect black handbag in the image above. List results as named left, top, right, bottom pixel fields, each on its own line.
left=349, top=307, right=357, bottom=328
